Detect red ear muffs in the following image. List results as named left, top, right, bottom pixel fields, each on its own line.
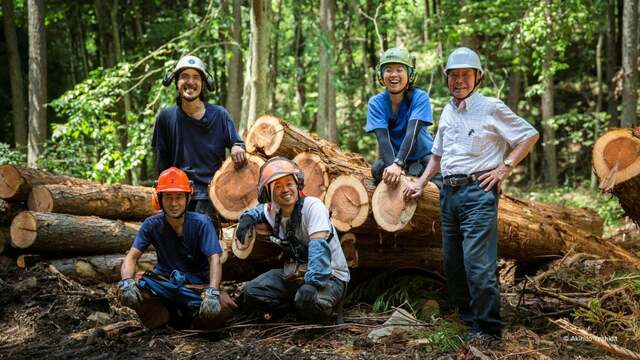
left=152, top=191, right=161, bottom=211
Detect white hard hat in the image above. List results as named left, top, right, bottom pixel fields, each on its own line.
left=445, top=47, right=483, bottom=75
left=162, top=55, right=214, bottom=90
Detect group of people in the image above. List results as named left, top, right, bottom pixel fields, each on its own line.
left=118, top=46, right=539, bottom=342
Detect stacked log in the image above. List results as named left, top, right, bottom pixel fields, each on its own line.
left=0, top=165, right=91, bottom=201
left=593, top=127, right=640, bottom=225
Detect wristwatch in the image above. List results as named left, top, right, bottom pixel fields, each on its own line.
left=503, top=158, right=513, bottom=167
left=393, top=158, right=405, bottom=169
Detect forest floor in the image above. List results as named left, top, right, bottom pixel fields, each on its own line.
left=0, top=221, right=639, bottom=360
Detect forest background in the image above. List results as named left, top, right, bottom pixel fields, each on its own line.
left=0, top=0, right=638, bottom=227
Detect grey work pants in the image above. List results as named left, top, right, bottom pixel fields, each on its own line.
left=243, top=268, right=346, bottom=322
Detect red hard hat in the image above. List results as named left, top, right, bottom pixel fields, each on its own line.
left=156, top=167, right=193, bottom=193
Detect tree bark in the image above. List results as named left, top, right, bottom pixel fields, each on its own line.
left=27, top=0, right=47, bottom=166
left=246, top=0, right=271, bottom=129
left=542, top=54, right=558, bottom=186
left=45, top=253, right=156, bottom=283
left=224, top=0, right=244, bottom=128
left=10, top=211, right=139, bottom=254
left=318, top=0, right=337, bottom=143
left=0, top=165, right=91, bottom=201
left=3, top=0, right=27, bottom=150
left=607, top=0, right=619, bottom=128
left=506, top=71, right=522, bottom=113
left=269, top=0, right=283, bottom=111
left=209, top=154, right=266, bottom=220
left=94, top=0, right=114, bottom=68
left=621, top=0, right=638, bottom=127
left=293, top=1, right=307, bottom=125
left=593, top=127, right=640, bottom=225
left=27, top=183, right=157, bottom=220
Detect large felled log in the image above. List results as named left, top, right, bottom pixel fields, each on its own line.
left=371, top=176, right=640, bottom=266
left=0, top=165, right=90, bottom=201
left=37, top=253, right=156, bottom=283
left=245, top=115, right=369, bottom=168
left=293, top=152, right=329, bottom=200
left=593, top=127, right=640, bottom=225
left=325, top=175, right=376, bottom=232
left=28, top=183, right=157, bottom=220
left=10, top=211, right=139, bottom=254
left=209, top=154, right=265, bottom=220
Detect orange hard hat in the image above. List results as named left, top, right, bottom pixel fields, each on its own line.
left=257, top=157, right=304, bottom=203
left=156, top=167, right=193, bottom=193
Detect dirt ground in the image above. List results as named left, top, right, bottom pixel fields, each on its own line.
left=0, top=252, right=638, bottom=360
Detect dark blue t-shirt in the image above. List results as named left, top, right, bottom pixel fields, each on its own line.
left=366, top=88, right=434, bottom=161
left=132, top=212, right=221, bottom=284
left=152, top=104, right=244, bottom=200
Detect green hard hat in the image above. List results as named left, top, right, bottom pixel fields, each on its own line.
left=379, top=47, right=415, bottom=69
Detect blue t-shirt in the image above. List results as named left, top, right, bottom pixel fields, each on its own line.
left=365, top=88, right=434, bottom=161
left=132, top=212, right=221, bottom=284
left=152, top=104, right=244, bottom=200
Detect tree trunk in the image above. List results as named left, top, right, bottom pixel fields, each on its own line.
left=607, top=0, right=619, bottom=128
left=269, top=0, right=283, bottom=111
left=621, top=0, right=638, bottom=127
left=225, top=0, right=244, bottom=128
left=3, top=0, right=27, bottom=150
left=94, top=0, right=114, bottom=68
left=27, top=0, right=47, bottom=166
left=293, top=1, right=307, bottom=125
left=542, top=54, right=558, bottom=186
left=245, top=115, right=369, bottom=167
left=0, top=165, right=91, bottom=201
left=246, top=0, right=271, bottom=129
left=209, top=154, right=266, bottom=220
left=48, top=253, right=156, bottom=283
left=27, top=183, right=157, bottom=220
left=318, top=0, right=337, bottom=143
left=10, top=211, right=139, bottom=254
left=593, top=127, right=640, bottom=225
left=506, top=71, right=522, bottom=113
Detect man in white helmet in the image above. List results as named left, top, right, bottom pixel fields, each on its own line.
left=153, top=55, right=246, bottom=221
left=404, top=47, right=539, bottom=341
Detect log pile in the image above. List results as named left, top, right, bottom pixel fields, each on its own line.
left=593, top=127, right=640, bottom=225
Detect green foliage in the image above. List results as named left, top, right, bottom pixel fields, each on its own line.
left=414, top=317, right=466, bottom=354
left=0, top=143, right=26, bottom=165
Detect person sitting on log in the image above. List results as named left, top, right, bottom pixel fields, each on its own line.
left=366, top=47, right=440, bottom=187
left=154, top=55, right=246, bottom=221
left=404, top=47, right=539, bottom=342
left=118, top=167, right=237, bottom=329
left=236, top=157, right=350, bottom=322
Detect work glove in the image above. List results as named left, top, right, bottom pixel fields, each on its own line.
left=118, top=278, right=143, bottom=307
left=295, top=283, right=319, bottom=307
left=199, top=288, right=221, bottom=320
left=237, top=205, right=265, bottom=244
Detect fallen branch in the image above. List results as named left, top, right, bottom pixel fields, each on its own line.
left=551, top=318, right=640, bottom=360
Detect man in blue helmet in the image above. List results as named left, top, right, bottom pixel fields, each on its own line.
left=366, top=47, right=439, bottom=187
left=404, top=48, right=539, bottom=342
left=154, top=55, right=246, bottom=221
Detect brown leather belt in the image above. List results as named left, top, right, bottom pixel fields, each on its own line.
left=443, top=169, right=493, bottom=187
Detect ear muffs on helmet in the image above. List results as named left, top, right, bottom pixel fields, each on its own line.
left=257, top=157, right=305, bottom=204
left=162, top=55, right=215, bottom=92
left=163, top=70, right=215, bottom=92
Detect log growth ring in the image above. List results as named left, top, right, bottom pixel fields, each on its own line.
left=293, top=152, right=329, bottom=200
left=246, top=115, right=285, bottom=156
left=324, top=175, right=369, bottom=232
left=10, top=211, right=37, bottom=249
left=0, top=165, right=22, bottom=199
left=372, top=178, right=417, bottom=232
left=209, top=155, right=265, bottom=220
left=593, top=128, right=640, bottom=185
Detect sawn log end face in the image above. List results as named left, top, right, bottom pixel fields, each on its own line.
left=10, top=211, right=37, bottom=249
left=324, top=175, right=369, bottom=232
left=0, top=165, right=24, bottom=200
left=246, top=115, right=284, bottom=156
left=210, top=155, right=264, bottom=220
left=372, top=178, right=417, bottom=233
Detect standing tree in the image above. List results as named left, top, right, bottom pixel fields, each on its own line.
left=318, top=0, right=337, bottom=142
left=3, top=0, right=27, bottom=150
left=223, top=0, right=244, bottom=128
left=621, top=0, right=638, bottom=127
left=27, top=0, right=47, bottom=166
left=245, top=0, right=270, bottom=130
left=606, top=0, right=619, bottom=128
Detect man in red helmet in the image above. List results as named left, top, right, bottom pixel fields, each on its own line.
left=236, top=157, right=350, bottom=323
left=118, top=167, right=237, bottom=329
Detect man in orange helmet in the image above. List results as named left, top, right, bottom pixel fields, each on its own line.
left=236, top=157, right=350, bottom=322
left=118, top=167, right=237, bottom=329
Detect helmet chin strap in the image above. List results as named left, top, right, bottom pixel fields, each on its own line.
left=454, top=70, right=482, bottom=102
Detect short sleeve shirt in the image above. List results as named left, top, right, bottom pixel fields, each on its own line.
left=132, top=212, right=221, bottom=283
left=432, top=92, right=538, bottom=176
left=262, top=197, right=350, bottom=283
left=366, top=88, right=434, bottom=160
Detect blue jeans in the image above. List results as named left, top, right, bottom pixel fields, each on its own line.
left=440, top=182, right=502, bottom=336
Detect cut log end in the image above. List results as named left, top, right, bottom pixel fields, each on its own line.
left=593, top=128, right=640, bottom=187
left=10, top=211, right=37, bottom=249
left=0, top=165, right=22, bottom=199
left=324, top=175, right=369, bottom=232
left=372, top=178, right=417, bottom=232
left=246, top=115, right=285, bottom=156
left=603, top=138, right=639, bottom=170
left=210, top=155, right=265, bottom=220
left=293, top=152, right=329, bottom=200
left=27, top=185, right=54, bottom=212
